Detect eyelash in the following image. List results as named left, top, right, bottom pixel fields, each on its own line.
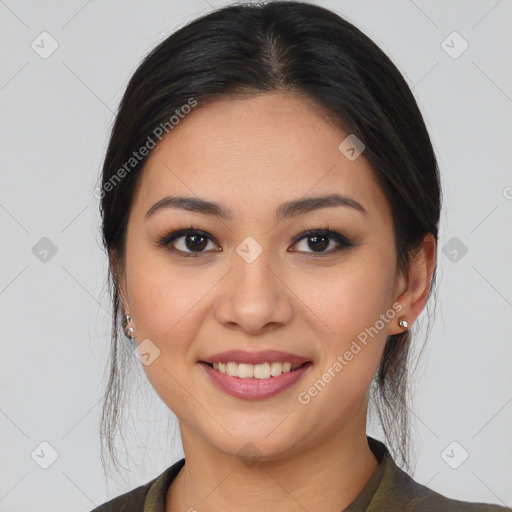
left=155, top=223, right=356, bottom=258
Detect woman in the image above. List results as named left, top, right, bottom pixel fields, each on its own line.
left=92, top=2, right=509, bottom=510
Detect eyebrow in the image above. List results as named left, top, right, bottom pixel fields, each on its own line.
left=145, top=193, right=367, bottom=221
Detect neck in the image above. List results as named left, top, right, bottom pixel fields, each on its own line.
left=166, top=415, right=379, bottom=512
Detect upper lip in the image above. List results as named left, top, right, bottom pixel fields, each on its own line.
left=200, top=349, right=311, bottom=365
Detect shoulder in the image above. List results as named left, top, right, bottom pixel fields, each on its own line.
left=391, top=461, right=510, bottom=511
left=88, top=480, right=153, bottom=512
left=407, top=487, right=510, bottom=511
left=89, top=458, right=186, bottom=512
left=363, top=437, right=510, bottom=512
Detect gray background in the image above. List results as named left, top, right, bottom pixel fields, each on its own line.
left=1, top=0, right=511, bottom=510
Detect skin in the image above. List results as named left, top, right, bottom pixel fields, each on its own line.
left=115, top=92, right=436, bottom=512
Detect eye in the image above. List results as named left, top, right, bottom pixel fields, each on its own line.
left=290, top=227, right=355, bottom=255
left=157, top=227, right=221, bottom=257
left=157, top=225, right=356, bottom=258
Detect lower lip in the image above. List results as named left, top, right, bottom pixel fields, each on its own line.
left=200, top=362, right=312, bottom=400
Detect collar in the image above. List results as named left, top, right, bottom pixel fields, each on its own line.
left=142, top=436, right=395, bottom=511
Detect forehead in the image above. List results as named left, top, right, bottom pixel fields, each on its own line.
left=132, top=93, right=391, bottom=224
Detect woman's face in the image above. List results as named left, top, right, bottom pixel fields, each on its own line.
left=119, top=92, right=413, bottom=460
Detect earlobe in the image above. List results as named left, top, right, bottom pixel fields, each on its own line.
left=389, top=233, right=437, bottom=335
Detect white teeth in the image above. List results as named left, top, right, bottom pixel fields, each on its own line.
left=212, top=361, right=304, bottom=379
left=226, top=362, right=238, bottom=377
left=237, top=363, right=253, bottom=378
left=270, top=362, right=282, bottom=376
left=253, top=362, right=270, bottom=379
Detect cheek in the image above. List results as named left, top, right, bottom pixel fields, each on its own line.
left=290, top=246, right=396, bottom=405
left=293, top=248, right=397, bottom=342
left=125, top=243, right=207, bottom=342
left=124, top=249, right=209, bottom=418
left=294, top=262, right=394, bottom=426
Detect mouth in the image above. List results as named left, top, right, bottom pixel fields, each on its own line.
left=198, top=358, right=313, bottom=400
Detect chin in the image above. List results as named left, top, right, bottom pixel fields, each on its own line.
left=195, top=419, right=310, bottom=464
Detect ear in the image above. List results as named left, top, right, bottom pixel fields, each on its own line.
left=109, top=248, right=130, bottom=315
left=388, top=233, right=437, bottom=335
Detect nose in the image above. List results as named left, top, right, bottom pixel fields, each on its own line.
left=213, top=248, right=294, bottom=335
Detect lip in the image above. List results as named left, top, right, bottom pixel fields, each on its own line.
left=200, top=349, right=310, bottom=365
left=200, top=361, right=313, bottom=400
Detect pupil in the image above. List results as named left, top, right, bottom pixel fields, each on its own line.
left=309, top=235, right=328, bottom=251
left=186, top=234, right=207, bottom=251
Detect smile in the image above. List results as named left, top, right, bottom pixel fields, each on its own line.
left=199, top=360, right=313, bottom=400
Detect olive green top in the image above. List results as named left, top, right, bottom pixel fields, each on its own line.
left=91, top=436, right=510, bottom=511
